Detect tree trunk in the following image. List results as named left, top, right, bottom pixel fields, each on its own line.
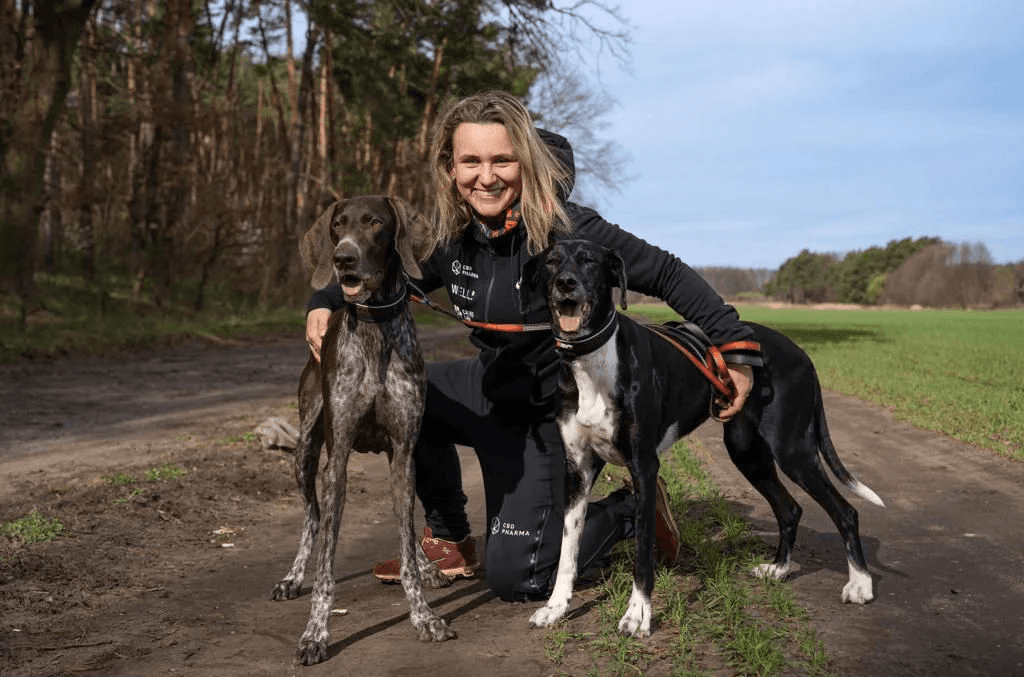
left=0, top=0, right=99, bottom=322
left=78, top=15, right=98, bottom=285
left=157, top=0, right=193, bottom=307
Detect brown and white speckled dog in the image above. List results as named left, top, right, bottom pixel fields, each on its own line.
left=271, top=196, right=455, bottom=666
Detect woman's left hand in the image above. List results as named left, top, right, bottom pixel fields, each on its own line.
left=717, top=364, right=754, bottom=422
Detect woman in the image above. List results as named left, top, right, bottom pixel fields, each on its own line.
left=305, top=90, right=755, bottom=602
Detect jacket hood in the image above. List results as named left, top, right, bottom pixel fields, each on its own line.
left=536, top=128, right=576, bottom=201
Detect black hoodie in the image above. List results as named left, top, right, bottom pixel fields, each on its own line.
left=309, top=129, right=754, bottom=405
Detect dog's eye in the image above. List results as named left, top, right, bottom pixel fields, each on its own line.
left=369, top=218, right=384, bottom=230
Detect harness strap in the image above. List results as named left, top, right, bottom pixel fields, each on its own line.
left=644, top=325, right=764, bottom=421
left=644, top=324, right=736, bottom=399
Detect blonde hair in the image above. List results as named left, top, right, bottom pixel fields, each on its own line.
left=430, top=90, right=573, bottom=254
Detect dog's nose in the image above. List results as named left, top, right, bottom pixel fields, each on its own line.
left=334, top=241, right=360, bottom=268
left=555, top=274, right=578, bottom=294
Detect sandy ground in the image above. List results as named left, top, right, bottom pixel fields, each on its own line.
left=2, top=326, right=1023, bottom=676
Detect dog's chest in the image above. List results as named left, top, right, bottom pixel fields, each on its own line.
left=326, top=330, right=425, bottom=453
left=562, top=346, right=624, bottom=466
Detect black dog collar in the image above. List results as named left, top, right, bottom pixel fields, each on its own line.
left=554, top=312, right=618, bottom=358
left=342, top=277, right=409, bottom=324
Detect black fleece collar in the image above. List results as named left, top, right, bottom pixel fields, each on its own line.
left=553, top=312, right=618, bottom=358
left=342, top=277, right=409, bottom=324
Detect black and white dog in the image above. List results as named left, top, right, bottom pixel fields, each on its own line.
left=272, top=196, right=455, bottom=665
left=523, top=239, right=884, bottom=637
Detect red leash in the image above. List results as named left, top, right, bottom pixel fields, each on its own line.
left=408, top=290, right=551, bottom=333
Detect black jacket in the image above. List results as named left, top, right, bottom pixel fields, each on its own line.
left=309, top=130, right=753, bottom=405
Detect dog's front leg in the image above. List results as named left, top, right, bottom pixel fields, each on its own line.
left=295, top=445, right=349, bottom=665
left=390, top=442, right=456, bottom=642
left=619, top=463, right=658, bottom=638
left=530, top=446, right=592, bottom=629
left=272, top=400, right=323, bottom=601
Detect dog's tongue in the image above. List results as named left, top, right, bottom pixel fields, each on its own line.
left=558, top=315, right=581, bottom=333
left=342, top=282, right=363, bottom=296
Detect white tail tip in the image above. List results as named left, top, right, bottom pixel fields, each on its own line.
left=851, top=480, right=885, bottom=508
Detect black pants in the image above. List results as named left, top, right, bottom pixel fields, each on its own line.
left=414, top=358, right=635, bottom=602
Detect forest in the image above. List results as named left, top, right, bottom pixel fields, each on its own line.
left=1, top=0, right=629, bottom=321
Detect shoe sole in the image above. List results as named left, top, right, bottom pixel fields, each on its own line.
left=374, top=566, right=476, bottom=583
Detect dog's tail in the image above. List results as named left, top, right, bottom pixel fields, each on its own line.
left=815, top=382, right=886, bottom=508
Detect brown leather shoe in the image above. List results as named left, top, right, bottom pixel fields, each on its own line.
left=618, top=474, right=681, bottom=565
left=373, top=527, right=480, bottom=582
left=653, top=476, right=681, bottom=565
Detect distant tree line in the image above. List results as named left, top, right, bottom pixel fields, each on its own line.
left=686, top=236, right=1022, bottom=309
left=695, top=266, right=774, bottom=299
left=751, top=237, right=1022, bottom=308
left=878, top=243, right=1023, bottom=309
left=763, top=237, right=941, bottom=304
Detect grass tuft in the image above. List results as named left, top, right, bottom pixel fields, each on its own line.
left=145, top=463, right=187, bottom=482
left=1, top=509, right=65, bottom=544
left=102, top=472, right=137, bottom=486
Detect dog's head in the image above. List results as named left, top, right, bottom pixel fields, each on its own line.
left=521, top=239, right=627, bottom=341
left=300, top=196, right=434, bottom=301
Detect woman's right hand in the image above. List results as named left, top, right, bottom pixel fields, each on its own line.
left=306, top=308, right=331, bottom=363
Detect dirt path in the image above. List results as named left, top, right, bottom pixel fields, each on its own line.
left=2, top=328, right=1023, bottom=676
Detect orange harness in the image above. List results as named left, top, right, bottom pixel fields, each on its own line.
left=643, top=324, right=761, bottom=421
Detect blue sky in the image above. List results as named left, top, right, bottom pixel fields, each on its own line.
left=584, top=0, right=1023, bottom=268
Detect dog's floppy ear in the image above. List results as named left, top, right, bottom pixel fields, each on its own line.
left=300, top=200, right=344, bottom=290
left=387, top=197, right=435, bottom=279
left=519, top=250, right=547, bottom=312
left=606, top=246, right=628, bottom=311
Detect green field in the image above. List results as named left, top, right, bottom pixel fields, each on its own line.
left=629, top=304, right=1023, bottom=460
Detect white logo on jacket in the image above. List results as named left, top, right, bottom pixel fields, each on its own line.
left=491, top=517, right=531, bottom=537
left=451, top=260, right=479, bottom=279
left=450, top=283, right=476, bottom=301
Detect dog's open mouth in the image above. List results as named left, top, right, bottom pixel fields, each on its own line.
left=555, top=299, right=586, bottom=334
left=340, top=274, right=363, bottom=297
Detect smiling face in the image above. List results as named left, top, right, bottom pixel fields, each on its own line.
left=451, top=122, right=523, bottom=224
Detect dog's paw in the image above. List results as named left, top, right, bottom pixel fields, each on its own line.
left=414, top=615, right=457, bottom=642
left=752, top=561, right=793, bottom=581
left=529, top=603, right=568, bottom=629
left=841, top=568, right=874, bottom=604
left=616, top=611, right=652, bottom=638
left=617, top=590, right=652, bottom=638
left=295, top=633, right=329, bottom=666
left=418, top=562, right=454, bottom=589
left=271, top=579, right=302, bottom=601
